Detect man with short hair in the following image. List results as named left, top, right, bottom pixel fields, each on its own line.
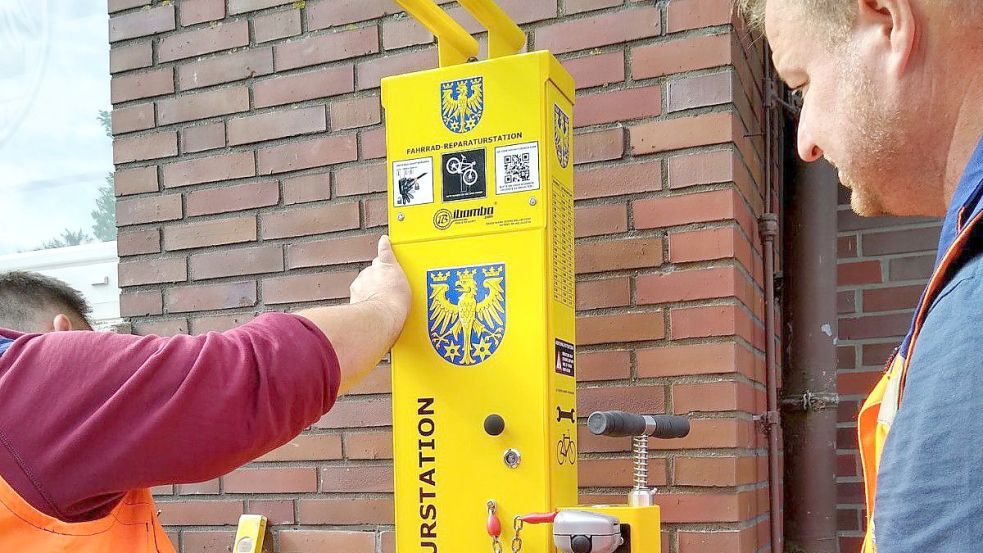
left=738, top=0, right=983, bottom=551
left=0, top=236, right=410, bottom=552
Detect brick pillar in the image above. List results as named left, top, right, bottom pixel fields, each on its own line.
left=108, top=1, right=775, bottom=552
left=835, top=189, right=941, bottom=551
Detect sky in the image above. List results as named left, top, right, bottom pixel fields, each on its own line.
left=0, top=0, right=113, bottom=255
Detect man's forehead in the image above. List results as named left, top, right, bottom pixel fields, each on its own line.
left=765, top=2, right=808, bottom=78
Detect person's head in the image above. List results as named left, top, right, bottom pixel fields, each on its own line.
left=738, top=0, right=983, bottom=217
left=0, top=271, right=92, bottom=333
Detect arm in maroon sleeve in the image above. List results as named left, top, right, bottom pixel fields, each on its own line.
left=0, top=312, right=340, bottom=522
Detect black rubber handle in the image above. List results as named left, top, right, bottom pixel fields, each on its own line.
left=587, top=411, right=690, bottom=439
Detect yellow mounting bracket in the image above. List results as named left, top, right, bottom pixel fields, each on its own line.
left=395, top=0, right=526, bottom=66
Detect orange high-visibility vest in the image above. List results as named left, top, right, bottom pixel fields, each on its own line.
left=0, top=475, right=175, bottom=552
left=857, top=209, right=983, bottom=552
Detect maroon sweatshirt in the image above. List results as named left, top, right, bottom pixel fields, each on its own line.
left=0, top=312, right=340, bottom=522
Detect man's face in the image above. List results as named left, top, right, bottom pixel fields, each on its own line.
left=766, top=3, right=941, bottom=216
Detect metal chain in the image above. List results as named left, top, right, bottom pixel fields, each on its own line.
left=488, top=501, right=503, bottom=553
left=511, top=516, right=524, bottom=553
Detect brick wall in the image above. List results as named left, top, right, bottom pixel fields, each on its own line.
left=108, top=1, right=776, bottom=552
left=835, top=186, right=940, bottom=551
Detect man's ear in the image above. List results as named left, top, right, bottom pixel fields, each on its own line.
left=52, top=314, right=74, bottom=332
left=857, top=0, right=917, bottom=76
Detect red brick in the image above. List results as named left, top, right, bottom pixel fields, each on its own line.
left=576, top=237, right=663, bottom=273
left=862, top=226, right=940, bottom=256
left=838, top=370, right=884, bottom=396
left=114, top=166, right=159, bottom=196
left=335, top=162, right=386, bottom=197
left=574, top=128, right=624, bottom=165
left=110, top=41, right=153, bottom=74
left=109, top=0, right=150, bottom=13
left=157, top=87, right=250, bottom=125
left=578, top=350, right=631, bottom=382
left=177, top=479, right=220, bottom=495
left=364, top=197, right=388, bottom=227
left=162, top=152, right=256, bottom=188
left=117, top=229, right=161, bottom=256
left=190, top=245, right=284, bottom=279
left=287, top=233, right=381, bottom=269
left=182, top=531, right=236, bottom=553
left=132, top=319, right=189, bottom=336
left=889, top=254, right=935, bottom=281
left=562, top=51, right=625, bottom=89
left=116, top=195, right=182, bottom=226
left=347, top=364, right=392, bottom=395
left=320, top=465, right=393, bottom=493
left=638, top=266, right=751, bottom=305
left=112, top=103, right=155, bottom=135
left=633, top=189, right=737, bottom=229
left=575, top=203, right=627, bottom=238
left=247, top=499, right=295, bottom=525
left=359, top=127, right=387, bottom=159
left=256, top=433, right=343, bottom=462
left=331, top=96, right=381, bottom=130
left=356, top=47, right=437, bottom=90
left=631, top=112, right=734, bottom=155
left=578, top=384, right=666, bottom=415
left=316, top=396, right=392, bottom=428
left=565, top=0, right=622, bottom=15
left=678, top=528, right=757, bottom=553
left=109, top=5, right=175, bottom=42
left=862, top=342, right=901, bottom=366
left=381, top=17, right=434, bottom=50
left=159, top=21, right=249, bottom=62
left=576, top=277, right=630, bottom=310
left=668, top=0, right=733, bottom=32
left=177, top=47, right=274, bottom=90
left=120, top=290, right=163, bottom=317
left=862, top=284, right=923, bottom=313
left=669, top=71, right=733, bottom=112
left=180, top=122, right=226, bottom=154
left=637, top=343, right=744, bottom=378
left=275, top=27, right=379, bottom=71
left=190, top=312, right=258, bottom=334
left=669, top=148, right=733, bottom=189
left=254, top=9, right=303, bottom=43
left=257, top=134, right=358, bottom=175
left=297, top=498, right=394, bottom=525
left=839, top=235, right=858, bottom=258
left=113, top=131, right=177, bottom=164
left=673, top=380, right=756, bottom=414
left=229, top=0, right=293, bottom=14
left=156, top=500, right=243, bottom=525
left=671, top=304, right=750, bottom=340
left=580, top=457, right=667, bottom=487
left=307, top=0, right=411, bottom=28
left=838, top=260, right=883, bottom=286
left=228, top=106, right=326, bottom=146
left=536, top=7, right=661, bottom=54
left=166, top=281, right=258, bottom=313
left=111, top=68, right=174, bottom=103
left=254, top=65, right=355, bottom=108
left=279, top=530, right=375, bottom=553
left=574, top=160, right=662, bottom=200
left=839, top=290, right=857, bottom=314
left=576, top=311, right=665, bottom=345
left=163, top=217, right=257, bottom=250
left=224, top=467, right=317, bottom=493
left=180, top=0, right=225, bottom=26
left=345, top=431, right=393, bottom=460
left=263, top=271, right=358, bottom=304
left=118, top=257, right=185, bottom=287
left=669, top=226, right=746, bottom=264
left=839, top=313, right=912, bottom=340
left=632, top=33, right=731, bottom=79
left=576, top=86, right=662, bottom=127
left=283, top=173, right=331, bottom=204
left=261, top=202, right=360, bottom=239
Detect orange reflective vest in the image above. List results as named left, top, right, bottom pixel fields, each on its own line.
left=857, top=207, right=983, bottom=552
left=0, top=475, right=175, bottom=552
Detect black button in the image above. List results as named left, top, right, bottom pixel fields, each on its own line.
left=571, top=535, right=593, bottom=553
left=484, top=414, right=505, bottom=436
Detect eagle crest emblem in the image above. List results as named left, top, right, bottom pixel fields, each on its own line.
left=441, top=77, right=484, bottom=134
left=427, top=263, right=506, bottom=366
left=553, top=104, right=571, bottom=169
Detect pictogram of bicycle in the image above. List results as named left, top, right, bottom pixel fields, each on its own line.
left=446, top=154, right=479, bottom=190
left=556, top=431, right=577, bottom=465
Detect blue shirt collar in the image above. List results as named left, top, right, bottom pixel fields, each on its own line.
left=936, top=135, right=983, bottom=264
left=0, top=337, right=13, bottom=357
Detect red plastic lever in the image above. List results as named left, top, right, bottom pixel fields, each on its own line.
left=487, top=510, right=502, bottom=537
left=519, top=512, right=558, bottom=524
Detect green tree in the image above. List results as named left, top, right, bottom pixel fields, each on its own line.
left=40, top=229, right=93, bottom=250
left=90, top=109, right=116, bottom=242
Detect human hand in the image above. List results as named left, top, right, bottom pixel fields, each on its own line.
left=349, top=235, right=411, bottom=338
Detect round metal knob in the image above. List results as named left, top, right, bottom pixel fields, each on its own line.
left=484, top=414, right=505, bottom=436
left=571, top=535, right=593, bottom=553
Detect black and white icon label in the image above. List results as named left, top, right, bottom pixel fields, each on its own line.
left=554, top=339, right=575, bottom=377
left=392, top=157, right=434, bottom=207
left=441, top=149, right=487, bottom=202
left=495, top=142, right=540, bottom=194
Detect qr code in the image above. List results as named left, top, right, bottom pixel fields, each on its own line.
left=503, top=153, right=531, bottom=184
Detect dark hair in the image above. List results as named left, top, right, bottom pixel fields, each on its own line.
left=0, top=271, right=92, bottom=331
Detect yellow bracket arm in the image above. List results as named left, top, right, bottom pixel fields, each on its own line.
left=395, top=0, right=526, bottom=66
left=395, top=0, right=479, bottom=66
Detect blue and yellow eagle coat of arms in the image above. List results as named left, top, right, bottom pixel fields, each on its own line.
left=553, top=104, right=571, bottom=169
left=427, top=263, right=506, bottom=366
left=441, top=77, right=484, bottom=134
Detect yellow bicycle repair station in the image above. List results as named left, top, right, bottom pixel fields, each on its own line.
left=383, top=1, right=660, bottom=552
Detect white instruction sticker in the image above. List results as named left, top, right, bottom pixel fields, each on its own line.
left=495, top=142, right=540, bottom=194
left=392, top=157, right=434, bottom=207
